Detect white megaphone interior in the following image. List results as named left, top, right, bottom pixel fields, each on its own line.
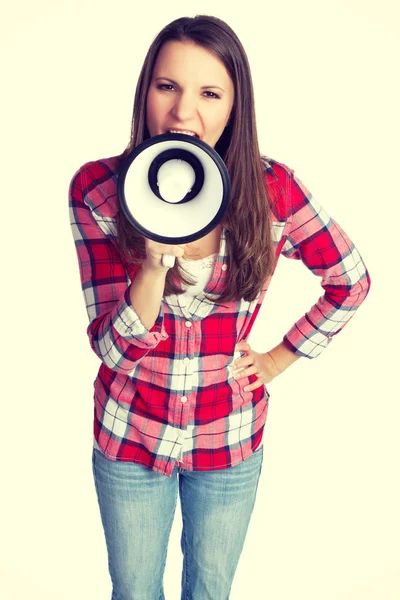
left=157, top=159, right=196, bottom=204
left=123, top=139, right=224, bottom=239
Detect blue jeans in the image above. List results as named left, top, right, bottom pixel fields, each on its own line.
left=92, top=444, right=264, bottom=600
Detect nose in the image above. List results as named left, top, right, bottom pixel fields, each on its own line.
left=171, top=92, right=197, bottom=121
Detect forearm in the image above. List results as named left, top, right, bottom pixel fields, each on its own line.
left=129, top=266, right=167, bottom=330
left=266, top=340, right=300, bottom=376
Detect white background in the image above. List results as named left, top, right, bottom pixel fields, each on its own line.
left=1, top=0, right=399, bottom=598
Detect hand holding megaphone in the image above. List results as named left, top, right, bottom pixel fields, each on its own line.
left=118, top=133, right=231, bottom=269
left=142, top=238, right=187, bottom=272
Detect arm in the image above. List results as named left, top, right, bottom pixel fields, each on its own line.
left=128, top=237, right=186, bottom=330
left=69, top=162, right=169, bottom=372
left=129, top=267, right=167, bottom=331
left=234, top=166, right=370, bottom=391
left=281, top=169, right=371, bottom=358
left=267, top=340, right=300, bottom=372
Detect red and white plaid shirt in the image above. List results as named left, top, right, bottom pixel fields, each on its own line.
left=69, top=155, right=370, bottom=477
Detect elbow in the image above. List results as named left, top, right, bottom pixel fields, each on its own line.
left=358, top=269, right=371, bottom=304
left=86, top=324, right=129, bottom=373
left=365, top=269, right=372, bottom=296
left=88, top=334, right=136, bottom=373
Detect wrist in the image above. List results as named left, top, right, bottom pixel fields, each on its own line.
left=266, top=342, right=300, bottom=376
left=141, top=261, right=169, bottom=277
left=264, top=351, right=282, bottom=378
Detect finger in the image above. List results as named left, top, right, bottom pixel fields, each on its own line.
left=146, top=239, right=186, bottom=253
left=162, top=244, right=186, bottom=256
left=233, top=365, right=259, bottom=380
left=233, top=356, right=254, bottom=371
left=157, top=245, right=186, bottom=258
left=243, top=379, right=263, bottom=392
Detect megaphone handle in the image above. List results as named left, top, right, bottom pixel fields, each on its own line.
left=162, top=254, right=176, bottom=269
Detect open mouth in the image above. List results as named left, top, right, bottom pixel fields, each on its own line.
left=167, top=129, right=200, bottom=139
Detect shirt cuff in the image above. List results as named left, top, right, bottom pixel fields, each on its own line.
left=283, top=316, right=332, bottom=359
left=112, top=287, right=168, bottom=348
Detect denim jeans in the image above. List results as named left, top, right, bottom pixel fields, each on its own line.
left=92, top=444, right=263, bottom=600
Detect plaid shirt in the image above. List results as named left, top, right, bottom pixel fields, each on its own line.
left=69, top=155, right=370, bottom=477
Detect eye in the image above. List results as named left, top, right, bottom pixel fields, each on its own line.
left=203, top=91, right=220, bottom=99
left=157, top=83, right=175, bottom=91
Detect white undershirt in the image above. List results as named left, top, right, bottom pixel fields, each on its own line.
left=179, top=253, right=218, bottom=299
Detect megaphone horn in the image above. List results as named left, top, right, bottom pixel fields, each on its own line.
left=117, top=133, right=231, bottom=268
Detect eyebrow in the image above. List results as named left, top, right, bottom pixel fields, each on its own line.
left=154, top=76, right=226, bottom=93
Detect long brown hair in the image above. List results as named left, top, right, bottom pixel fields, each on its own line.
left=117, top=15, right=275, bottom=303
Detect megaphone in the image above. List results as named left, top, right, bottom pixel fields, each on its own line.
left=117, top=133, right=231, bottom=268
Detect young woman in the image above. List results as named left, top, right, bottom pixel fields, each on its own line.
left=69, top=15, right=370, bottom=600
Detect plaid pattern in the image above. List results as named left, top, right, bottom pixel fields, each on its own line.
left=69, top=155, right=370, bottom=477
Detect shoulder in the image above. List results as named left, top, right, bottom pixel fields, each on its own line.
left=68, top=154, right=124, bottom=217
left=261, top=156, right=296, bottom=221
left=69, top=154, right=123, bottom=194
left=262, top=156, right=294, bottom=180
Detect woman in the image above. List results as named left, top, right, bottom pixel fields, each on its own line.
left=69, top=15, right=370, bottom=600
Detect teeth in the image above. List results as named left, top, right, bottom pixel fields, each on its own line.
left=168, top=129, right=197, bottom=137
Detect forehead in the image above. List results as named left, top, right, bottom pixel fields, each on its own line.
left=152, top=40, right=232, bottom=85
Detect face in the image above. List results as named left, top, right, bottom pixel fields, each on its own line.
left=146, top=40, right=234, bottom=148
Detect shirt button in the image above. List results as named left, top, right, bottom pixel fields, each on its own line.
left=185, top=321, right=192, bottom=328
left=183, top=357, right=190, bottom=365
left=222, top=264, right=228, bottom=271
left=181, top=396, right=188, bottom=403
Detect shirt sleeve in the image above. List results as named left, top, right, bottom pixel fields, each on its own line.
left=281, top=169, right=371, bottom=358
left=69, top=163, right=169, bottom=372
